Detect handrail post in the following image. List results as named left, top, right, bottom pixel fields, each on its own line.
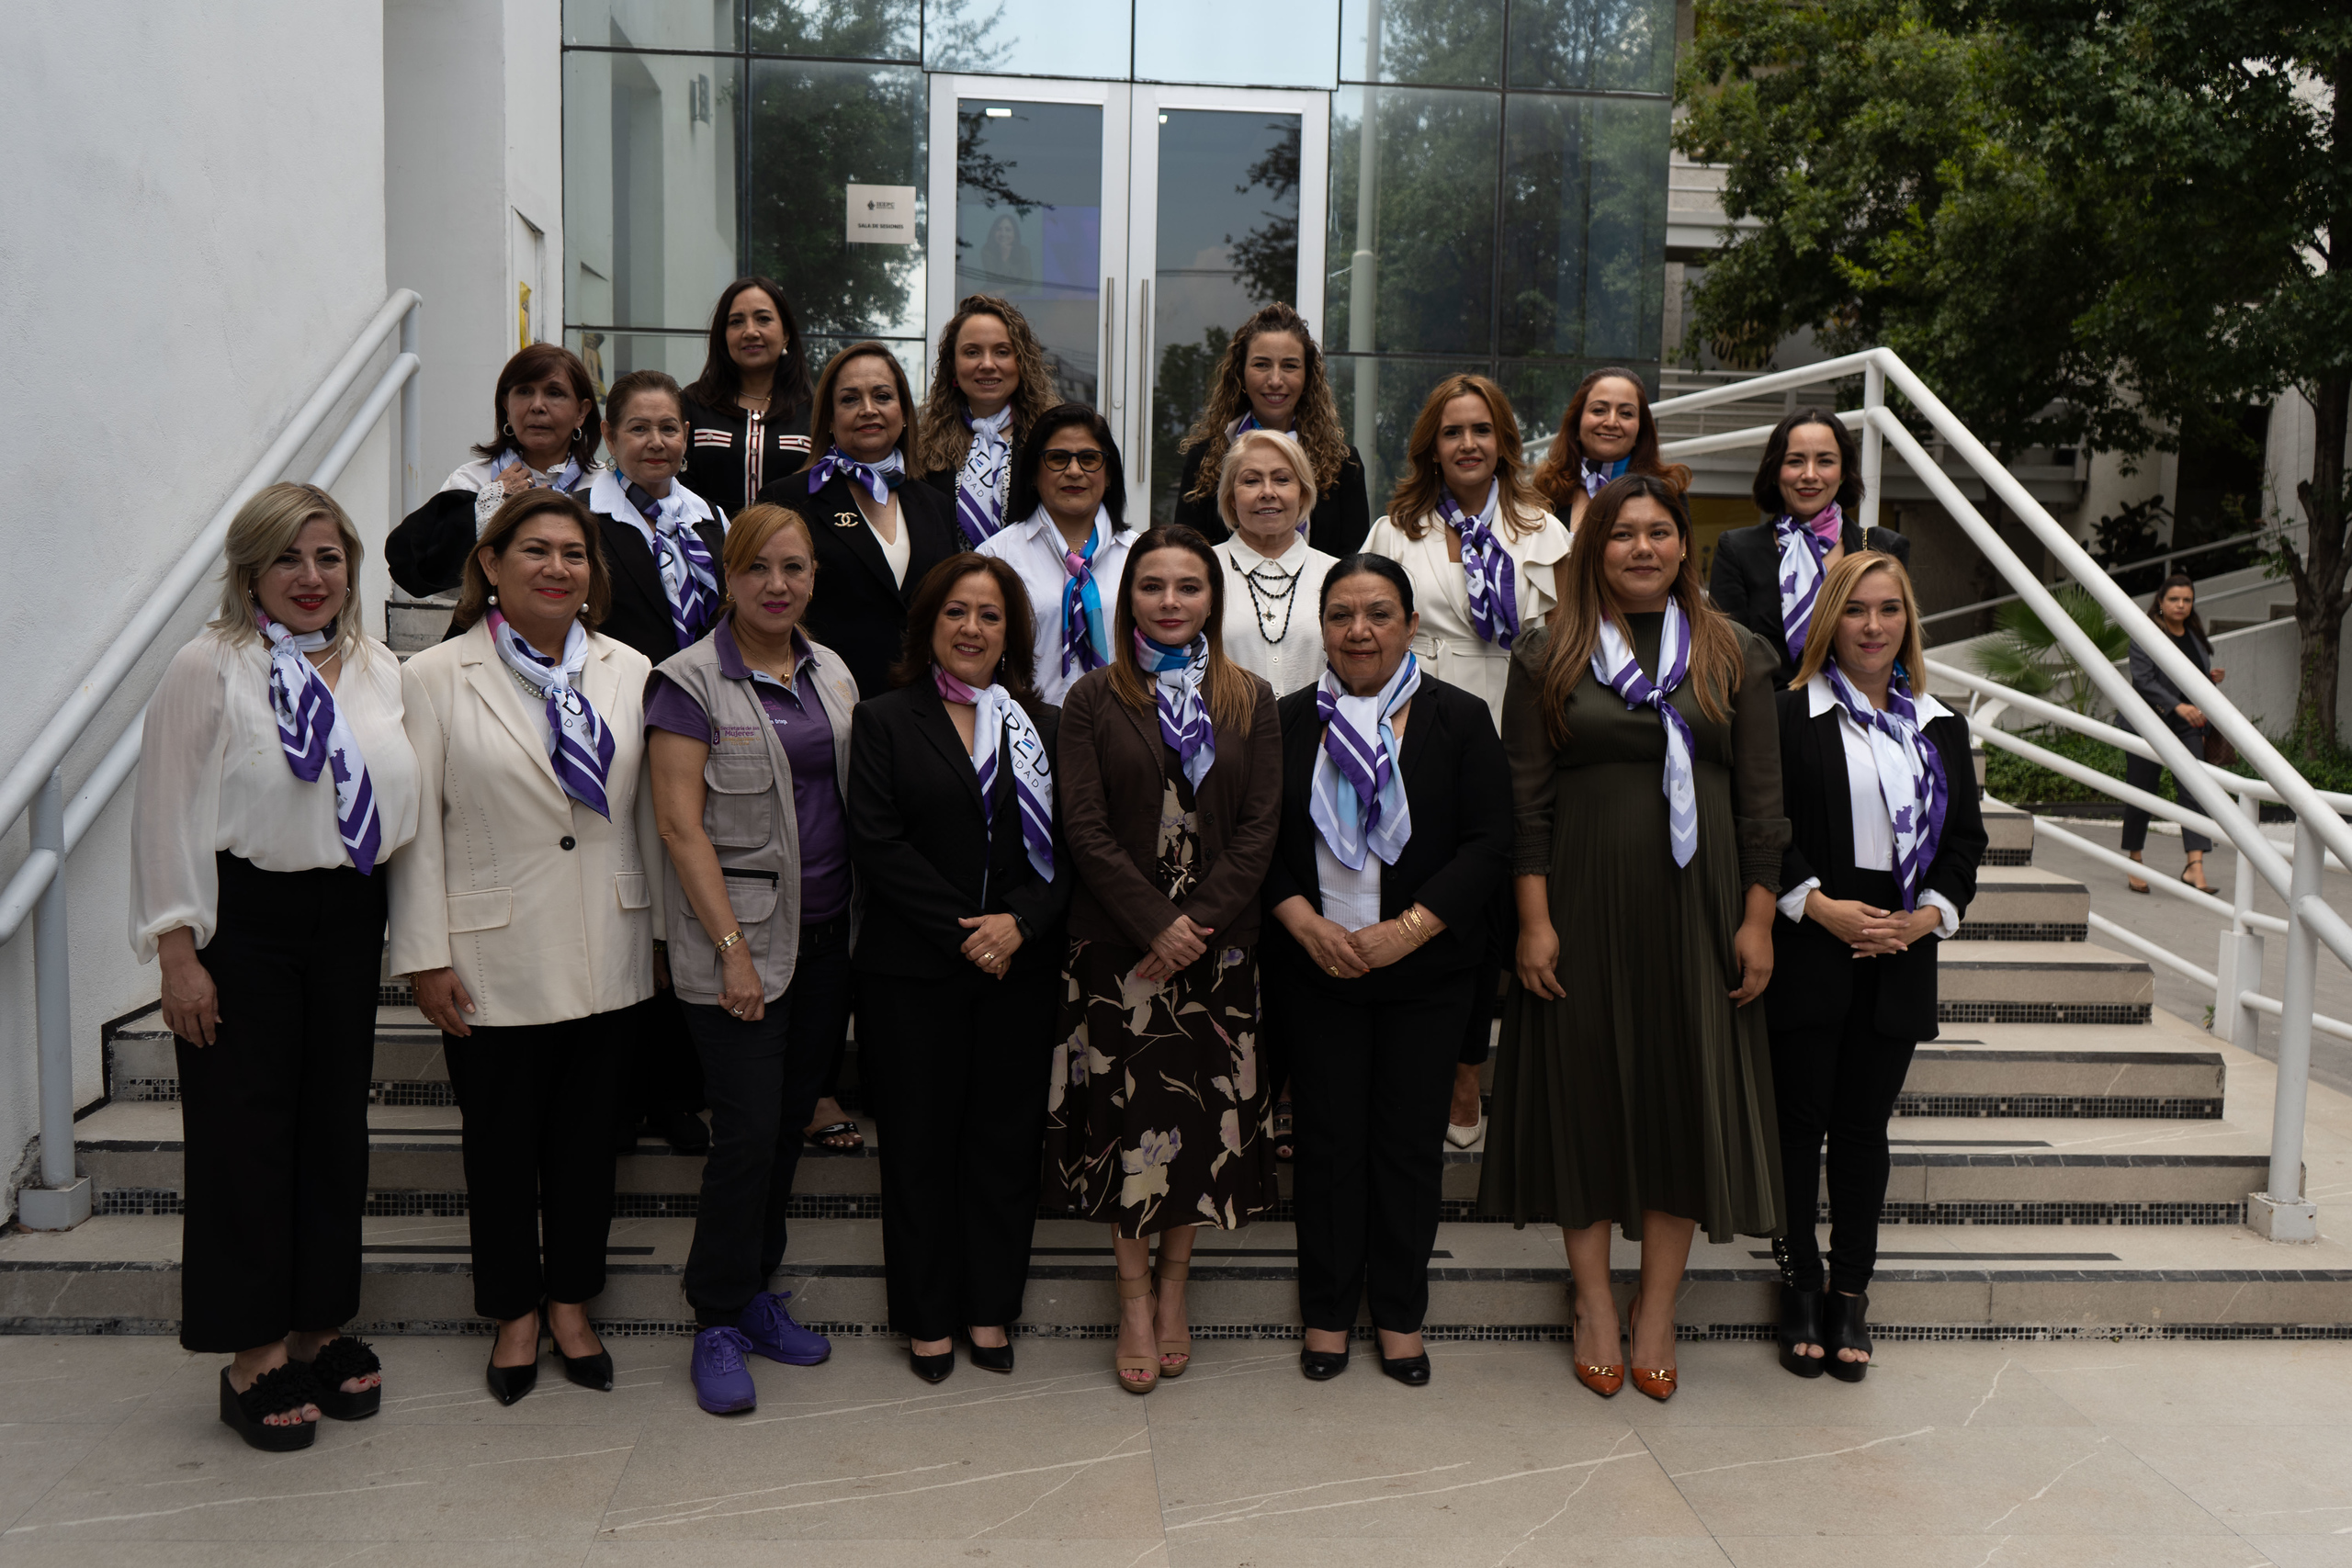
left=399, top=297, right=422, bottom=517
left=17, top=771, right=90, bottom=1231
left=2219, top=790, right=2266, bottom=1053
left=2249, top=813, right=2322, bottom=1242
left=1860, top=356, right=1885, bottom=533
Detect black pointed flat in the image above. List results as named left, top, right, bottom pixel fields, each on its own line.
left=1377, top=1352, right=1431, bottom=1387
left=1299, top=1345, right=1351, bottom=1382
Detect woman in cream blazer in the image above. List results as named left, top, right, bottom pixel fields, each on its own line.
left=389, top=490, right=662, bottom=1406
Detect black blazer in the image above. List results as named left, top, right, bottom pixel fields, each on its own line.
left=1708, top=516, right=1913, bottom=689
left=1171, top=441, right=1374, bottom=561
left=390, top=480, right=604, bottom=600
left=1261, top=675, right=1511, bottom=1000
left=845, top=680, right=1070, bottom=979
left=755, top=470, right=960, bottom=698
left=592, top=510, right=727, bottom=668
left=1767, top=685, right=1987, bottom=1042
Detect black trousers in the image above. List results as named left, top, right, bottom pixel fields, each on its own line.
left=681, top=919, right=852, bottom=1325
left=444, top=1010, right=625, bottom=1320
left=622, top=987, right=705, bottom=1122
left=175, top=852, right=384, bottom=1353
left=2120, top=741, right=2214, bottom=855
left=863, top=963, right=1057, bottom=1342
left=1769, top=959, right=1919, bottom=1295
left=1456, top=963, right=1503, bottom=1066
left=1273, top=968, right=1474, bottom=1333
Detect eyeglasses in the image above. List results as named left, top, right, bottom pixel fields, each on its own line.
left=1041, top=448, right=1105, bottom=473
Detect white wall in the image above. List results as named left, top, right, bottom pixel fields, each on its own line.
left=0, top=3, right=391, bottom=1219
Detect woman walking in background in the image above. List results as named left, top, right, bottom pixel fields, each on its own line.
left=912, top=295, right=1059, bottom=548
left=680, top=276, right=815, bottom=520
left=2122, top=572, right=2226, bottom=894
left=1531, top=367, right=1689, bottom=532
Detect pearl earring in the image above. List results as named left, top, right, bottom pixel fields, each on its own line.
left=487, top=592, right=498, bottom=605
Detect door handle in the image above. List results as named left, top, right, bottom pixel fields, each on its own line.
left=1136, top=277, right=1153, bottom=492
left=1102, top=276, right=1117, bottom=412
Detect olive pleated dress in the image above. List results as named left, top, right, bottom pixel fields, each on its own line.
left=1477, top=615, right=1790, bottom=1242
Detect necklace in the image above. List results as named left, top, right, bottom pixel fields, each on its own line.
left=508, top=664, right=547, bottom=701
left=1237, top=552, right=1304, bottom=646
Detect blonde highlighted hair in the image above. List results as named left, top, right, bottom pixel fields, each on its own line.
left=209, top=482, right=371, bottom=669
left=1215, top=428, right=1319, bottom=533
left=1790, top=551, right=1926, bottom=692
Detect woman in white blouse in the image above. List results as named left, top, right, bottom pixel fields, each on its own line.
left=389, top=489, right=664, bottom=1408
left=1212, top=429, right=1338, bottom=699
left=977, top=404, right=1146, bottom=705
left=131, top=482, right=422, bottom=1451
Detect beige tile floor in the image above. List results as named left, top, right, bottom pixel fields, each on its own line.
left=2, top=1329, right=2347, bottom=1566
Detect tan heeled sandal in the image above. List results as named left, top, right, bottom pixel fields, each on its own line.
left=1154, top=1257, right=1192, bottom=1377
left=1115, top=1271, right=1159, bottom=1394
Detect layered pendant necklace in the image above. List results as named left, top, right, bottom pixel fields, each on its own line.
left=1240, top=556, right=1303, bottom=645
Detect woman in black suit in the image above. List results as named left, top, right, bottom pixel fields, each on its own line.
left=848, top=553, right=1070, bottom=1383
left=757, top=341, right=959, bottom=701
left=1263, top=553, right=1511, bottom=1387
left=1768, top=550, right=1985, bottom=1382
left=1707, top=410, right=1911, bottom=690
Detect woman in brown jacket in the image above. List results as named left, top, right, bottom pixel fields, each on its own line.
left=1048, top=524, right=1283, bottom=1394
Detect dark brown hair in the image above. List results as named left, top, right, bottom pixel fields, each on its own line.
left=1751, top=408, right=1865, bottom=516
left=801, top=342, right=916, bottom=468
left=605, top=368, right=684, bottom=430
left=889, top=553, right=1042, bottom=704
left=1177, top=302, right=1350, bottom=503
left=452, top=489, right=611, bottom=635
left=2148, top=571, right=2211, bottom=649
left=1531, top=367, right=1690, bottom=511
left=472, top=343, right=601, bottom=475
left=1386, top=373, right=1549, bottom=539
left=682, top=277, right=811, bottom=427
left=1008, top=404, right=1127, bottom=528
left=913, top=296, right=1058, bottom=476
left=1105, top=525, right=1257, bottom=736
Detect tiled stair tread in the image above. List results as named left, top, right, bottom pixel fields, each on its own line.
left=1974, top=865, right=2087, bottom=891
left=1936, top=941, right=2149, bottom=970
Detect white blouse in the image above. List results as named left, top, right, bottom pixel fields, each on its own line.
left=1215, top=534, right=1338, bottom=697
left=1776, top=674, right=1962, bottom=938
left=976, top=507, right=1145, bottom=705
left=1361, top=505, right=1571, bottom=729
left=130, top=631, right=422, bottom=960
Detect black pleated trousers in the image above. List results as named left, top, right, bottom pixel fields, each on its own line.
left=443, top=1010, right=624, bottom=1320
left=1274, top=968, right=1475, bottom=1334
left=862, top=964, right=1057, bottom=1342
left=175, top=853, right=385, bottom=1353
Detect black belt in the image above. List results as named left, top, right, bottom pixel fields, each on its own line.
left=799, top=914, right=849, bottom=951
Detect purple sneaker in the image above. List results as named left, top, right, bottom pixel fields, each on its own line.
left=740, top=1291, right=831, bottom=1366
left=692, top=1326, right=758, bottom=1414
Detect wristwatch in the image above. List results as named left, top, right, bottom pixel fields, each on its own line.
left=1012, top=914, right=1034, bottom=942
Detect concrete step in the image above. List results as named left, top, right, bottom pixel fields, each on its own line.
left=1981, top=797, right=2034, bottom=866
left=384, top=596, right=454, bottom=656
left=1954, top=864, right=2089, bottom=942
left=6, top=1212, right=2345, bottom=1337
left=1934, top=940, right=2153, bottom=1024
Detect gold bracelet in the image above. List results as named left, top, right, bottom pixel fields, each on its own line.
left=714, top=930, right=744, bottom=955
left=1405, top=907, right=1433, bottom=946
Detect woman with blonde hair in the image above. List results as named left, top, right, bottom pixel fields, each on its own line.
left=1171, top=302, right=1372, bottom=558
left=912, top=295, right=1059, bottom=548
left=1210, top=428, right=1339, bottom=699
left=132, top=481, right=422, bottom=1450
left=1479, top=473, right=1789, bottom=1403
left=1530, top=367, right=1690, bottom=531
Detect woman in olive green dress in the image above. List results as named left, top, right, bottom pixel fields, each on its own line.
left=1478, top=473, right=1789, bottom=1403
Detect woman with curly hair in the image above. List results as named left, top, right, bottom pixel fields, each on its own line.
left=913, top=295, right=1060, bottom=549
left=1530, top=367, right=1690, bottom=532
left=1170, top=303, right=1371, bottom=559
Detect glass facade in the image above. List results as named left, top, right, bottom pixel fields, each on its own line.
left=561, top=0, right=1670, bottom=501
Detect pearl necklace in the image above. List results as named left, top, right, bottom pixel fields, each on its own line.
left=508, top=665, right=548, bottom=701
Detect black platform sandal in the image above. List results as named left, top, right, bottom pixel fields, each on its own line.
left=219, top=1363, right=320, bottom=1452
left=1777, top=1285, right=1826, bottom=1379
left=1822, top=1291, right=1872, bottom=1382
left=305, top=1335, right=384, bottom=1419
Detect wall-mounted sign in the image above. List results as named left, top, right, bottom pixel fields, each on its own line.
left=847, top=184, right=916, bottom=245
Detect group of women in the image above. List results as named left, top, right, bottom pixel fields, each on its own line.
left=134, top=277, right=1990, bottom=1453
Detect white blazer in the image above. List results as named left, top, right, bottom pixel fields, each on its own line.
left=1362, top=505, right=1571, bottom=729
left=388, top=620, right=663, bottom=1028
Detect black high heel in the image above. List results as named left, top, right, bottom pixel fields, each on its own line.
left=910, top=1348, right=955, bottom=1383
left=485, top=1309, right=542, bottom=1406
left=968, top=1335, right=1015, bottom=1373
left=1777, top=1285, right=1826, bottom=1379
left=548, top=1300, right=614, bottom=1392
left=1822, top=1291, right=1872, bottom=1382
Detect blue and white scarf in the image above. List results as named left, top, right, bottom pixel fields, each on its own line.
left=1590, top=597, right=1699, bottom=868
left=487, top=609, right=616, bottom=818
left=1774, top=502, right=1845, bottom=663
left=490, top=446, right=585, bottom=495
left=256, top=611, right=382, bottom=875
left=935, top=668, right=1054, bottom=881
left=1436, top=479, right=1521, bottom=650
left=1825, top=661, right=1949, bottom=910
left=1135, top=630, right=1216, bottom=791
left=1579, top=456, right=1630, bottom=498
left=1058, top=510, right=1114, bottom=679
left=807, top=443, right=906, bottom=506
left=955, top=406, right=1014, bottom=547
left=624, top=480, right=719, bottom=649
left=1309, top=652, right=1419, bottom=873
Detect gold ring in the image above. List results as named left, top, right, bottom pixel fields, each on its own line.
left=982, top=952, right=994, bottom=963
left=1328, top=964, right=1340, bottom=975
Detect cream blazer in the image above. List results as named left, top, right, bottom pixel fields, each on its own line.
left=1362, top=505, right=1571, bottom=730
left=388, top=620, right=662, bottom=1027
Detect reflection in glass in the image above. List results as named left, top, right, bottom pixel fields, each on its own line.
left=1499, top=94, right=1667, bottom=362
left=1149, top=111, right=1304, bottom=522
left=955, top=99, right=1104, bottom=408
left=563, top=51, right=742, bottom=331
left=565, top=330, right=710, bottom=412
left=1507, top=0, right=1677, bottom=94
left=1338, top=0, right=1502, bottom=87
left=746, top=60, right=926, bottom=341
left=807, top=336, right=927, bottom=402
left=1326, top=354, right=1486, bottom=518
left=750, top=0, right=916, bottom=57
left=924, top=0, right=1129, bottom=79
left=1135, top=0, right=1339, bottom=88
left=564, top=0, right=740, bottom=51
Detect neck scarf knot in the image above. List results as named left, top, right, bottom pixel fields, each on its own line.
left=1825, top=663, right=1948, bottom=910
left=1057, top=510, right=1112, bottom=678
left=956, top=406, right=1014, bottom=547
left=492, top=447, right=585, bottom=495
left=934, top=668, right=1055, bottom=881
left=1773, top=502, right=1845, bottom=663
left=1134, top=631, right=1216, bottom=791
left=1591, top=599, right=1699, bottom=867
left=1579, top=456, right=1630, bottom=498
left=487, top=609, right=616, bottom=818
left=625, top=480, right=719, bottom=649
left=1437, top=479, right=1521, bottom=649
left=808, top=444, right=905, bottom=506
left=256, top=612, right=382, bottom=874
left=1310, top=653, right=1419, bottom=873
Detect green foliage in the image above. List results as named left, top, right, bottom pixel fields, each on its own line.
left=1982, top=726, right=2128, bottom=804
left=1971, top=585, right=2131, bottom=716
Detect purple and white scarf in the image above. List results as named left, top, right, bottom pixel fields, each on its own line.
left=954, top=406, right=1014, bottom=547
left=1309, top=652, right=1419, bottom=872
left=256, top=611, right=382, bottom=874
left=934, top=667, right=1054, bottom=881
left=807, top=443, right=905, bottom=505
left=1590, top=596, right=1699, bottom=868
left=1436, top=479, right=1521, bottom=649
left=486, top=609, right=616, bottom=818
left=624, top=480, right=719, bottom=649
left=490, top=446, right=585, bottom=496
left=1773, top=502, right=1846, bottom=663
left=1825, top=661, right=1948, bottom=910
left=1134, top=630, right=1216, bottom=791
left=1579, top=456, right=1630, bottom=498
